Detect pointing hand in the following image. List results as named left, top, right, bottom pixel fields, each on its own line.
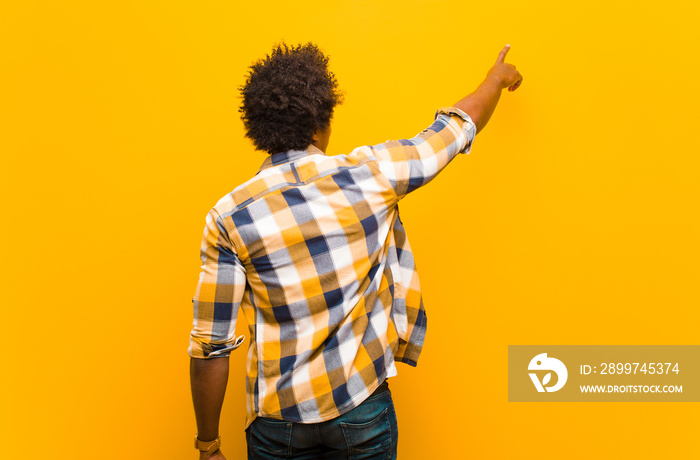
left=487, top=44, right=523, bottom=92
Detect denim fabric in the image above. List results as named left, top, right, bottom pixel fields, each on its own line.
left=246, top=381, right=398, bottom=459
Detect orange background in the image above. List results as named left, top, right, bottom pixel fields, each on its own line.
left=1, top=0, right=699, bottom=458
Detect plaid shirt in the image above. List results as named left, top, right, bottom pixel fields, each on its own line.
left=189, top=107, right=476, bottom=427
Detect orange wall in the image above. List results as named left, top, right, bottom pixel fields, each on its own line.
left=1, top=0, right=699, bottom=458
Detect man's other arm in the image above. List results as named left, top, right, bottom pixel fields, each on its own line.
left=453, top=44, right=523, bottom=134
left=191, top=357, right=229, bottom=460
left=189, top=208, right=247, bottom=460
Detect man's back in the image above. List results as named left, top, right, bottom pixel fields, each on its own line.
left=190, top=110, right=475, bottom=428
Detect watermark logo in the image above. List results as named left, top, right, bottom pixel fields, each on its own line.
left=528, top=353, right=568, bottom=392
left=509, top=345, right=698, bottom=402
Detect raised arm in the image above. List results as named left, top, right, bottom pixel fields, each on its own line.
left=365, top=45, right=522, bottom=200
left=453, top=44, right=523, bottom=134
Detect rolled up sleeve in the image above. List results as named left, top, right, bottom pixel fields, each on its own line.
left=188, top=208, right=246, bottom=359
left=370, top=107, right=476, bottom=199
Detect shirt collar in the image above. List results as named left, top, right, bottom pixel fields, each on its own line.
left=258, top=145, right=326, bottom=172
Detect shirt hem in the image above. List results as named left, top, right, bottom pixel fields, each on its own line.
left=244, top=373, right=390, bottom=429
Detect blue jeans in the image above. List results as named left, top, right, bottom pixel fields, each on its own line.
left=246, top=380, right=398, bottom=459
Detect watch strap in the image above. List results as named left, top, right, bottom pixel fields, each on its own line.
left=194, top=435, right=221, bottom=455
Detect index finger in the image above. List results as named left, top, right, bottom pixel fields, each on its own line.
left=496, top=44, right=511, bottom=64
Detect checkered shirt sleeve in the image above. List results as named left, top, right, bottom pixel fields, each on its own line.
left=371, top=107, right=476, bottom=199
left=188, top=208, right=246, bottom=358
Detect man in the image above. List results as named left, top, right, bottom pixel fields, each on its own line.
left=190, top=42, right=522, bottom=459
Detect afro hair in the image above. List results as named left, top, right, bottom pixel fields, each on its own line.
left=239, top=42, right=343, bottom=154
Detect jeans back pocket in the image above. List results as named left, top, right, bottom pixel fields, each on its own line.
left=340, top=406, right=392, bottom=458
left=247, top=416, right=293, bottom=459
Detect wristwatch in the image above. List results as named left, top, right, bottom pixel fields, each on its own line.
left=194, top=435, right=221, bottom=455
